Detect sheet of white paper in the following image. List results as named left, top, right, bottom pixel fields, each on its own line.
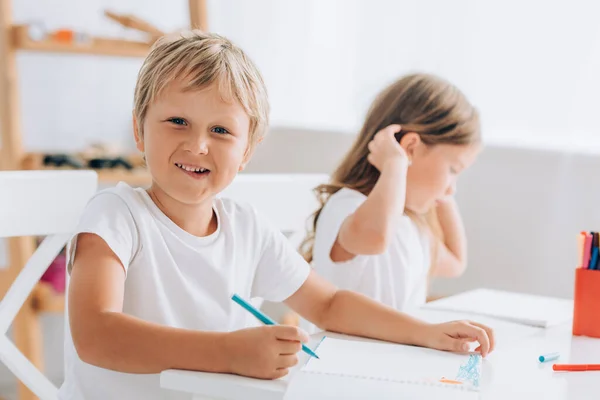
left=422, top=289, right=574, bottom=328
left=302, top=337, right=481, bottom=392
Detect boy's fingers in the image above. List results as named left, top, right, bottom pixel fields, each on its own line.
left=278, top=339, right=303, bottom=354
left=272, top=368, right=289, bottom=379
left=277, top=354, right=299, bottom=369
left=274, top=325, right=309, bottom=343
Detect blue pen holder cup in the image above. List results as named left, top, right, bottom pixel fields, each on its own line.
left=572, top=268, right=600, bottom=338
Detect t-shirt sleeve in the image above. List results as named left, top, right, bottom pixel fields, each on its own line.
left=251, top=210, right=311, bottom=302
left=66, top=192, right=139, bottom=276
left=313, top=189, right=367, bottom=270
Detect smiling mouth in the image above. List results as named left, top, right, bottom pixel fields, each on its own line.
left=174, top=163, right=210, bottom=176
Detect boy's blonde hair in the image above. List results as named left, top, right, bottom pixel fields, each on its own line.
left=133, top=30, right=269, bottom=151
left=300, top=73, right=481, bottom=263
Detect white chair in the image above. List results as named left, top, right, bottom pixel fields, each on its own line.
left=220, top=173, right=329, bottom=316
left=220, top=173, right=329, bottom=246
left=0, top=170, right=98, bottom=400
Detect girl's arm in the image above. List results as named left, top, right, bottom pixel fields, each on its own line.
left=332, top=125, right=409, bottom=261
left=429, top=197, right=468, bottom=277
left=285, top=270, right=495, bottom=357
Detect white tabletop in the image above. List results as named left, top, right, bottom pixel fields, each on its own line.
left=160, top=309, right=600, bottom=400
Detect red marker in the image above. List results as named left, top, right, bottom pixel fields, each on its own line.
left=553, top=364, right=600, bottom=372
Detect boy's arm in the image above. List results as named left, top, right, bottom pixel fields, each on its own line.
left=69, top=233, right=230, bottom=374
left=285, top=270, right=494, bottom=357
left=70, top=233, right=306, bottom=379
left=430, top=198, right=468, bottom=278
left=333, top=125, right=408, bottom=259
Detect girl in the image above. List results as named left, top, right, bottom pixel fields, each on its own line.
left=302, top=73, right=481, bottom=311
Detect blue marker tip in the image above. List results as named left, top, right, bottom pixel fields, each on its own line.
left=539, top=352, right=560, bottom=363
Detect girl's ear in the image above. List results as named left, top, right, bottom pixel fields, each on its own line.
left=399, top=132, right=421, bottom=160
left=133, top=113, right=145, bottom=153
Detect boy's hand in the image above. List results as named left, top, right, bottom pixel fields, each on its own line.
left=421, top=320, right=495, bottom=357
left=367, top=124, right=409, bottom=172
left=222, top=325, right=309, bottom=379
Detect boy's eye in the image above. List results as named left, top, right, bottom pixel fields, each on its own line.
left=168, top=117, right=187, bottom=126
left=212, top=126, right=230, bottom=135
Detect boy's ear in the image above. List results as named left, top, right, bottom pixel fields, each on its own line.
left=132, top=112, right=145, bottom=153
left=239, top=137, right=264, bottom=172
left=399, top=132, right=421, bottom=160
left=238, top=150, right=253, bottom=172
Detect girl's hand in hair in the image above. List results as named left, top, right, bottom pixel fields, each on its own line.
left=367, top=124, right=409, bottom=172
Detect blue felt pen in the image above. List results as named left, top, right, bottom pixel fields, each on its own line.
left=231, top=293, right=320, bottom=359
left=539, top=352, right=560, bottom=363
left=592, top=233, right=600, bottom=270
left=589, top=247, right=598, bottom=270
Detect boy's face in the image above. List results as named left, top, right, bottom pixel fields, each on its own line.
left=134, top=80, right=251, bottom=206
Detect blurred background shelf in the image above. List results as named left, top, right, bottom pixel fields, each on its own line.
left=12, top=25, right=152, bottom=58
left=21, top=152, right=151, bottom=186
left=32, top=283, right=65, bottom=314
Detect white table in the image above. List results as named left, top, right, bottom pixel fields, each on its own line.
left=160, top=310, right=600, bottom=400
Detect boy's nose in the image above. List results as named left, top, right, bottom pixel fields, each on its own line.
left=185, top=134, right=209, bottom=155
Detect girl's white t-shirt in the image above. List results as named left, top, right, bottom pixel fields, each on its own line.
left=313, top=188, right=431, bottom=311
left=58, top=182, right=310, bottom=400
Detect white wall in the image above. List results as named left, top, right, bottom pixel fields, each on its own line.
left=349, top=0, right=600, bottom=145
left=432, top=144, right=600, bottom=299
left=6, top=0, right=600, bottom=153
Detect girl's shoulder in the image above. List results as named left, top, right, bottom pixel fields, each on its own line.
left=328, top=187, right=367, bottom=203
left=318, top=187, right=367, bottom=224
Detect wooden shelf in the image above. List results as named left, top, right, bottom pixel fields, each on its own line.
left=12, top=25, right=151, bottom=58
left=21, top=152, right=152, bottom=186
left=97, top=169, right=151, bottom=185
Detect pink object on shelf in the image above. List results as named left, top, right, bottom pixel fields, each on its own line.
left=40, top=254, right=66, bottom=293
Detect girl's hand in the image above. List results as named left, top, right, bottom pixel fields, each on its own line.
left=367, top=124, right=409, bottom=172
left=420, top=320, right=495, bottom=357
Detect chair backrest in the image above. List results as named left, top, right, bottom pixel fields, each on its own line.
left=0, top=170, right=98, bottom=238
left=219, top=173, right=329, bottom=242
left=219, top=173, right=328, bottom=319
left=0, top=170, right=98, bottom=400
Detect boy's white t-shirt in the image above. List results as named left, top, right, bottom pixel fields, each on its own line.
left=313, top=188, right=431, bottom=311
left=58, top=182, right=310, bottom=400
